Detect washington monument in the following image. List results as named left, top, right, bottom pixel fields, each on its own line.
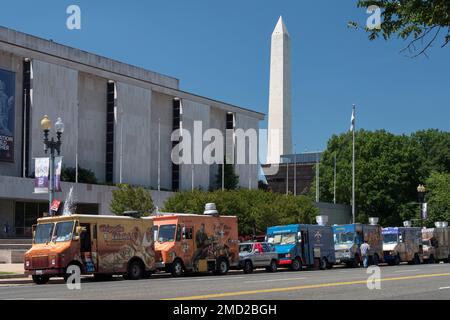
left=267, top=16, right=292, bottom=164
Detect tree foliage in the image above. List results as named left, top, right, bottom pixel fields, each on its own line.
left=162, top=189, right=318, bottom=236
left=314, top=129, right=450, bottom=226
left=425, top=171, right=450, bottom=224
left=110, top=184, right=155, bottom=217
left=215, top=163, right=239, bottom=190
left=61, top=166, right=97, bottom=184
left=355, top=0, right=450, bottom=57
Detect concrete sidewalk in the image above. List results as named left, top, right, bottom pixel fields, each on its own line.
left=0, top=263, right=27, bottom=279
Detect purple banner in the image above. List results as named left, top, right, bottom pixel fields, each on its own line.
left=34, top=157, right=49, bottom=194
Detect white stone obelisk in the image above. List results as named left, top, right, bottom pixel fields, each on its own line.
left=267, top=16, right=292, bottom=164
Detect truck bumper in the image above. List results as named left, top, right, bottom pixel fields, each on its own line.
left=25, top=268, right=65, bottom=276
left=278, top=259, right=292, bottom=266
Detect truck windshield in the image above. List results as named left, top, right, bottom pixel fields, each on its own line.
left=383, top=233, right=398, bottom=244
left=34, top=223, right=54, bottom=244
left=422, top=239, right=431, bottom=246
left=53, top=221, right=74, bottom=242
left=158, top=224, right=176, bottom=242
left=334, top=232, right=355, bottom=245
left=239, top=244, right=253, bottom=253
left=267, top=233, right=296, bottom=245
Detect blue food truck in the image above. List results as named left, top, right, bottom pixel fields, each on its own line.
left=266, top=224, right=336, bottom=271
left=333, top=222, right=383, bottom=267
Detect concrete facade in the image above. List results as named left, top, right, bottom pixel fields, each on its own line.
left=0, top=26, right=264, bottom=237
left=267, top=16, right=292, bottom=164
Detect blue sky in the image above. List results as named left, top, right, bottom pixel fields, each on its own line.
left=1, top=0, right=449, bottom=156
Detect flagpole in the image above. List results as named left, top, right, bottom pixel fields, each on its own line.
left=315, top=152, right=319, bottom=203
left=333, top=152, right=336, bottom=204
left=294, top=145, right=297, bottom=196
left=352, top=104, right=356, bottom=224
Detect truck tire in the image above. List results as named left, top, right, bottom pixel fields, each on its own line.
left=373, top=254, right=380, bottom=266
left=320, top=257, right=328, bottom=270
left=243, top=260, right=253, bottom=274
left=127, top=260, right=145, bottom=280
left=215, top=257, right=229, bottom=275
left=412, top=253, right=420, bottom=265
left=32, top=275, right=50, bottom=285
left=171, top=259, right=184, bottom=277
left=266, top=259, right=278, bottom=273
left=291, top=258, right=302, bottom=271
left=352, top=255, right=361, bottom=268
left=428, top=255, right=436, bottom=264
left=394, top=254, right=400, bottom=266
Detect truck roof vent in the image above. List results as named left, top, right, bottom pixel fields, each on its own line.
left=443, top=222, right=449, bottom=228
left=204, top=203, right=219, bottom=216
left=403, top=220, right=412, bottom=228
left=123, top=211, right=140, bottom=218
left=369, top=217, right=379, bottom=225
left=316, top=215, right=328, bottom=226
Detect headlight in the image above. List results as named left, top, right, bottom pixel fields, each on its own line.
left=389, top=251, right=395, bottom=256
left=285, top=253, right=291, bottom=258
left=25, top=261, right=30, bottom=267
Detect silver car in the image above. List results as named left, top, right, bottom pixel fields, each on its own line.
left=239, top=242, right=278, bottom=274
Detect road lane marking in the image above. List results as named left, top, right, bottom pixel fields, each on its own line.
left=244, top=277, right=307, bottom=283
left=438, top=286, right=450, bottom=290
left=163, top=272, right=450, bottom=300
left=394, top=269, right=420, bottom=273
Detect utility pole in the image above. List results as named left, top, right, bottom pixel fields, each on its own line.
left=333, top=152, right=337, bottom=204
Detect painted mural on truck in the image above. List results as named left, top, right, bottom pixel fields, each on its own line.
left=0, top=68, right=15, bottom=162
left=97, top=223, right=155, bottom=273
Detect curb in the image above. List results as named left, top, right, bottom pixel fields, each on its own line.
left=0, top=273, right=28, bottom=280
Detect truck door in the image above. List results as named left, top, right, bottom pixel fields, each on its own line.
left=80, top=223, right=96, bottom=273
left=180, top=224, right=194, bottom=268
left=301, top=230, right=310, bottom=265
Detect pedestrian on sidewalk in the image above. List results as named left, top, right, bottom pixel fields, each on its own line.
left=360, top=240, right=370, bottom=268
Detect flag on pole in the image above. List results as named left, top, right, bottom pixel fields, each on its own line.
left=350, top=105, right=355, bottom=131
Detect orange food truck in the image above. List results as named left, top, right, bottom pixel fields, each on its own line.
left=24, top=214, right=157, bottom=284
left=153, top=204, right=239, bottom=277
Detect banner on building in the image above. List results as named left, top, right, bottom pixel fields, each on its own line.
left=54, top=156, right=63, bottom=192
left=0, top=68, right=16, bottom=162
left=34, top=157, right=50, bottom=194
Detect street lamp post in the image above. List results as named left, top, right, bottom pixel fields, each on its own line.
left=417, top=184, right=426, bottom=228
left=41, top=115, right=64, bottom=216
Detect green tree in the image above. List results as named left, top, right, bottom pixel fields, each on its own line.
left=110, top=184, right=155, bottom=217
left=313, top=129, right=450, bottom=226
left=162, top=189, right=318, bottom=236
left=353, top=0, right=450, bottom=57
left=425, top=172, right=450, bottom=225
left=215, top=162, right=239, bottom=190
left=61, top=166, right=97, bottom=184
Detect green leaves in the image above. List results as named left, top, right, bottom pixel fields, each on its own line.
left=356, top=0, right=450, bottom=56
left=110, top=184, right=155, bottom=217
left=425, top=172, right=450, bottom=225
left=315, top=129, right=450, bottom=226
left=162, top=189, right=318, bottom=236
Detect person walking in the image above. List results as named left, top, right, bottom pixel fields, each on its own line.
left=360, top=240, right=371, bottom=268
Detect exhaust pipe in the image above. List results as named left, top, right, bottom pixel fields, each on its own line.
left=316, top=215, right=328, bottom=226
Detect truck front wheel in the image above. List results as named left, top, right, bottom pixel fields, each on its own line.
left=171, top=259, right=184, bottom=277
left=291, top=258, right=302, bottom=271
left=32, top=275, right=50, bottom=285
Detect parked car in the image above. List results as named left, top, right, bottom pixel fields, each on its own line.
left=238, top=242, right=278, bottom=274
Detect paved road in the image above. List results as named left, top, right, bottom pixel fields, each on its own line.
left=1, top=263, right=450, bottom=300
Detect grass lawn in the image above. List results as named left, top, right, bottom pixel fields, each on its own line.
left=0, top=272, right=15, bottom=275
